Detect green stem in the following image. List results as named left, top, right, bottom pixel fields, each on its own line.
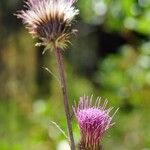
left=78, top=142, right=102, bottom=150
left=54, top=46, right=75, bottom=150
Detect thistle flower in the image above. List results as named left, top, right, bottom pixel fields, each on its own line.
left=16, top=0, right=79, bottom=51
left=73, top=96, right=118, bottom=150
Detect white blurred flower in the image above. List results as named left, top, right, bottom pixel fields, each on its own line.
left=57, top=140, right=70, bottom=150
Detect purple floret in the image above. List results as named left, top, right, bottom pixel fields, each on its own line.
left=73, top=96, right=118, bottom=148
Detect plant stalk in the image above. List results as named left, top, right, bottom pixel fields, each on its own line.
left=54, top=46, right=75, bottom=150
left=78, top=143, right=102, bottom=150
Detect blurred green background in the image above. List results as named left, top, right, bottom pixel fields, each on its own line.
left=0, top=0, right=150, bottom=149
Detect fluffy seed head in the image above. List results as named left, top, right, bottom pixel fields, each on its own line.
left=73, top=96, right=118, bottom=149
left=16, top=0, right=79, bottom=50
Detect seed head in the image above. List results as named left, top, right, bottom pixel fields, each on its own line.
left=73, top=96, right=118, bottom=149
left=16, top=0, right=79, bottom=50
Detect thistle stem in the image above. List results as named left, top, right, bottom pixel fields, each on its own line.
left=54, top=46, right=75, bottom=150
left=78, top=143, right=102, bottom=150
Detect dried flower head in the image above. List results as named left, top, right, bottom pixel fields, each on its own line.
left=16, top=0, right=79, bottom=51
left=73, top=96, right=118, bottom=150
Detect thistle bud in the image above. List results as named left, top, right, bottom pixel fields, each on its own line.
left=73, top=96, right=118, bottom=150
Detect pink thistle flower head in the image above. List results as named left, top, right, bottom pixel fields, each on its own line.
left=73, top=96, right=118, bottom=149
left=15, top=0, right=79, bottom=51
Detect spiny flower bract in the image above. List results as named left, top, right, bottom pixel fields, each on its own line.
left=16, top=0, right=79, bottom=51
left=73, top=96, right=118, bottom=149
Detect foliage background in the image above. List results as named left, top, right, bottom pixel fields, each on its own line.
left=0, top=0, right=150, bottom=149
